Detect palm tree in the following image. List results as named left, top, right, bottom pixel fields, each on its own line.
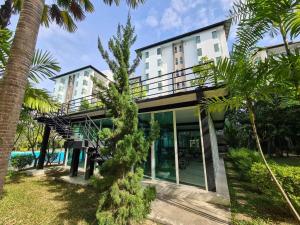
left=230, top=0, right=300, bottom=96
left=205, top=50, right=300, bottom=220
left=0, top=0, right=145, bottom=194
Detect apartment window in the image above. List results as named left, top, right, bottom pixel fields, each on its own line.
left=196, top=36, right=201, bottom=43
left=145, top=51, right=149, bottom=58
left=176, top=70, right=179, bottom=77
left=58, top=86, right=63, bottom=91
left=197, top=48, right=202, bottom=56
left=176, top=83, right=180, bottom=89
left=174, top=46, right=177, bottom=53
left=179, top=45, right=183, bottom=52
left=212, top=31, right=217, bottom=39
left=181, top=71, right=185, bottom=76
left=158, top=82, right=162, bottom=90
left=74, top=90, right=77, bottom=96
left=157, top=59, right=162, bottom=66
left=145, top=62, right=149, bottom=70
left=182, top=81, right=185, bottom=87
left=216, top=56, right=222, bottom=63
left=180, top=57, right=183, bottom=64
left=57, top=94, right=62, bottom=100
left=214, top=43, right=220, bottom=52
left=157, top=48, right=161, bottom=55
left=83, top=80, right=88, bottom=85
left=145, top=84, right=149, bottom=91
left=145, top=73, right=149, bottom=80
left=75, top=81, right=78, bottom=87
left=60, top=78, right=66, bottom=84
left=84, top=71, right=89, bottom=77
left=158, top=70, right=162, bottom=76
left=175, top=58, right=178, bottom=65
left=81, top=88, right=87, bottom=95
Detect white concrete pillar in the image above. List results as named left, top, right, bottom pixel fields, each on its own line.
left=151, top=113, right=156, bottom=180
left=198, top=106, right=208, bottom=191
left=173, top=110, right=180, bottom=185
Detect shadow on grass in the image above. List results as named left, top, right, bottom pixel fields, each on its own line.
left=38, top=178, right=99, bottom=225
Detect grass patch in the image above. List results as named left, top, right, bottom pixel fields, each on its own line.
left=0, top=171, right=158, bottom=225
left=225, top=157, right=299, bottom=225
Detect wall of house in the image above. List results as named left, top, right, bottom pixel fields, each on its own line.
left=208, top=113, right=220, bottom=177
left=52, top=68, right=108, bottom=104
left=140, top=24, right=230, bottom=97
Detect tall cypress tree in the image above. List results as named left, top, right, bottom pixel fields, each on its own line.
left=94, top=16, right=159, bottom=225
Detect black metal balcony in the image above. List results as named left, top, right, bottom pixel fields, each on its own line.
left=60, top=61, right=218, bottom=114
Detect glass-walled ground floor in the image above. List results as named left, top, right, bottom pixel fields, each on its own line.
left=65, top=106, right=213, bottom=190
left=140, top=107, right=206, bottom=188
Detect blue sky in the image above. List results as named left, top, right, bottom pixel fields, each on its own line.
left=9, top=0, right=293, bottom=92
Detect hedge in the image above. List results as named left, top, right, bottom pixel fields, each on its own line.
left=227, top=148, right=261, bottom=180
left=10, top=154, right=34, bottom=170
left=250, top=162, right=300, bottom=211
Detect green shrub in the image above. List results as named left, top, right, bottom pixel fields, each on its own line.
left=227, top=148, right=261, bottom=180
left=11, top=154, right=34, bottom=170
left=250, top=162, right=300, bottom=211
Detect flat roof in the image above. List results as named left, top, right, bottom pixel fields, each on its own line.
left=136, top=19, right=231, bottom=52
left=50, top=65, right=106, bottom=80
left=262, top=41, right=300, bottom=50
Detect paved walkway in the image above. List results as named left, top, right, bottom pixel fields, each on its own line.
left=24, top=167, right=231, bottom=225
left=144, top=179, right=231, bottom=225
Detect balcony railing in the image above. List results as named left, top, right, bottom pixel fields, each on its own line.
left=60, top=61, right=218, bottom=115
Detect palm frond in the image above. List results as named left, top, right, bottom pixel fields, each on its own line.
left=204, top=96, right=244, bottom=113
left=29, top=49, right=61, bottom=83
left=24, top=84, right=59, bottom=113
left=102, top=0, right=145, bottom=8
left=0, top=28, right=12, bottom=73
left=285, top=4, right=300, bottom=38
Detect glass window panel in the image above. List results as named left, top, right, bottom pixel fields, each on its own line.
left=176, top=108, right=205, bottom=187
left=138, top=113, right=152, bottom=177
left=154, top=111, right=176, bottom=183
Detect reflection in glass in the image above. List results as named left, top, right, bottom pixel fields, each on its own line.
left=138, top=113, right=152, bottom=177
left=154, top=111, right=176, bottom=183
left=176, top=109, right=205, bottom=187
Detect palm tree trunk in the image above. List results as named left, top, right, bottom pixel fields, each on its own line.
left=247, top=100, right=300, bottom=222
left=0, top=0, right=45, bottom=194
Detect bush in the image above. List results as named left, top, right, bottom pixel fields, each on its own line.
left=227, top=148, right=261, bottom=180
left=250, top=162, right=300, bottom=211
left=11, top=154, right=34, bottom=170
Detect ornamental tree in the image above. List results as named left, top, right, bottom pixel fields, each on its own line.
left=93, top=16, right=159, bottom=225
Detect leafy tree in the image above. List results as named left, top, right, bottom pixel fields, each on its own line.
left=191, top=56, right=217, bottom=87
left=93, top=16, right=158, bottom=225
left=205, top=46, right=300, bottom=220
left=230, top=0, right=300, bottom=97
left=0, top=0, right=145, bottom=194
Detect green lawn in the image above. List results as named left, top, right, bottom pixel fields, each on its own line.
left=225, top=157, right=299, bottom=225
left=0, top=171, right=157, bottom=225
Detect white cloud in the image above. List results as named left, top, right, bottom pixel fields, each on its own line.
left=146, top=15, right=159, bottom=27
left=160, top=8, right=182, bottom=30
left=171, top=0, right=202, bottom=13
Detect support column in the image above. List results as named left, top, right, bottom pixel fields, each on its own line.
left=70, top=148, right=80, bottom=177
left=198, top=106, right=208, bottom=191
left=37, top=124, right=51, bottom=169
left=151, top=113, right=155, bottom=180
left=85, top=148, right=95, bottom=180
left=173, top=111, right=179, bottom=185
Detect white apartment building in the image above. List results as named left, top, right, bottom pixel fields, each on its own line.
left=136, top=20, right=231, bottom=97
left=51, top=65, right=111, bottom=104
left=255, top=41, right=300, bottom=60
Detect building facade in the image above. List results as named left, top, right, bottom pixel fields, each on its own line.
left=51, top=65, right=111, bottom=104
left=136, top=20, right=231, bottom=97
left=255, top=41, right=300, bottom=60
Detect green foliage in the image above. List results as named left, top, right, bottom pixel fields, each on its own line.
left=0, top=28, right=12, bottom=72
left=94, top=16, right=158, bottom=225
left=250, top=162, right=300, bottom=212
left=227, top=148, right=261, bottom=180
left=10, top=154, right=34, bottom=170
left=191, top=57, right=216, bottom=87
left=79, top=99, right=90, bottom=111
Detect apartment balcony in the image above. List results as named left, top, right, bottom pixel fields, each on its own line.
left=59, top=62, right=226, bottom=116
